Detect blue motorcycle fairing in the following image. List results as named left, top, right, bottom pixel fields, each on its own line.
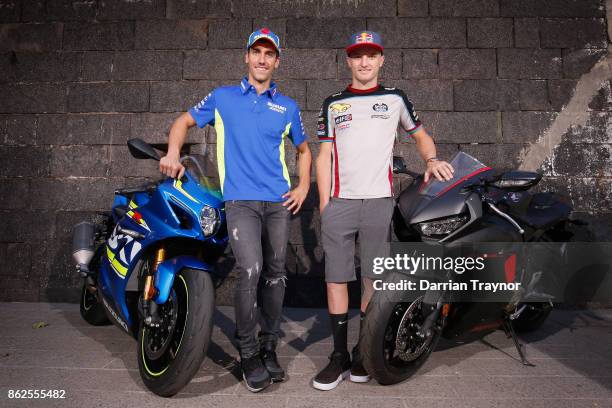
left=154, top=256, right=214, bottom=304
left=97, top=170, right=227, bottom=328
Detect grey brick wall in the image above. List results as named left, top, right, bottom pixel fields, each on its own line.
left=0, top=0, right=610, bottom=305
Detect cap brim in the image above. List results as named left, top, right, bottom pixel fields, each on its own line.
left=346, top=43, right=384, bottom=55
left=248, top=38, right=280, bottom=53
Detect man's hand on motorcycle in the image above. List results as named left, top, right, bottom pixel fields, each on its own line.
left=424, top=160, right=454, bottom=183
left=282, top=185, right=308, bottom=215
left=160, top=155, right=185, bottom=179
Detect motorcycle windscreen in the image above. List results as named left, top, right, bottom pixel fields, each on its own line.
left=182, top=154, right=223, bottom=201
left=404, top=152, right=491, bottom=224
left=419, top=152, right=488, bottom=198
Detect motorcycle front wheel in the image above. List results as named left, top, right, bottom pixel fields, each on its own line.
left=360, top=272, right=443, bottom=385
left=137, top=268, right=214, bottom=397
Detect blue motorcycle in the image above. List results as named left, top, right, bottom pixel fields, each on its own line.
left=72, top=138, right=228, bottom=396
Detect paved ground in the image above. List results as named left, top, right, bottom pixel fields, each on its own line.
left=0, top=303, right=611, bottom=408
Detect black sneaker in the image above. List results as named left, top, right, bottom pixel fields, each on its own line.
left=261, top=344, right=285, bottom=382
left=241, top=353, right=272, bottom=393
left=312, top=351, right=351, bottom=391
left=349, top=345, right=370, bottom=383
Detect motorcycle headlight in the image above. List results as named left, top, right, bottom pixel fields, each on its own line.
left=416, top=214, right=469, bottom=237
left=199, top=206, right=219, bottom=237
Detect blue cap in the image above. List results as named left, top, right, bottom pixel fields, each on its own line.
left=346, top=31, right=384, bottom=54
left=246, top=27, right=281, bottom=54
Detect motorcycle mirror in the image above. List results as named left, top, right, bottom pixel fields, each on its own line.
left=460, top=181, right=480, bottom=193
left=492, top=170, right=542, bottom=191
left=393, top=156, right=423, bottom=179
left=392, top=156, right=409, bottom=174
left=127, top=138, right=161, bottom=161
left=461, top=173, right=503, bottom=194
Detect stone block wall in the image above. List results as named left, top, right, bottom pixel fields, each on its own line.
left=0, top=0, right=610, bottom=305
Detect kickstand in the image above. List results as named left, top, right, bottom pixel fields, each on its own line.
left=503, top=317, right=534, bottom=367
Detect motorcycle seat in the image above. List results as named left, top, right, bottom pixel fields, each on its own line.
left=513, top=193, right=571, bottom=230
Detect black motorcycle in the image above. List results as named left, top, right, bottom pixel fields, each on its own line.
left=360, top=151, right=591, bottom=385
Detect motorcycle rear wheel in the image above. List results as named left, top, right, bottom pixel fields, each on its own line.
left=80, top=283, right=111, bottom=326
left=360, top=272, right=443, bottom=385
left=512, top=302, right=552, bottom=333
left=137, top=268, right=214, bottom=397
left=512, top=220, right=595, bottom=333
left=79, top=247, right=111, bottom=326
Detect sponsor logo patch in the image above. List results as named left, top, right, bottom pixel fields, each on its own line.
left=267, top=101, right=287, bottom=113
left=356, top=32, right=373, bottom=43
left=371, top=114, right=390, bottom=119
left=106, top=224, right=143, bottom=279
left=251, top=33, right=279, bottom=47
left=298, top=111, right=305, bottom=136
left=195, top=92, right=212, bottom=109
left=103, top=297, right=129, bottom=332
left=372, top=102, right=388, bottom=112
left=334, top=114, right=352, bottom=125
left=330, top=103, right=351, bottom=114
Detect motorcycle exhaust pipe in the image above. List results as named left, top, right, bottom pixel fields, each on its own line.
left=72, top=221, right=95, bottom=277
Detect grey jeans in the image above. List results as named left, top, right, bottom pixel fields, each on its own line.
left=225, top=200, right=290, bottom=358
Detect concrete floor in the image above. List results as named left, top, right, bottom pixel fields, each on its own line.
left=0, top=302, right=611, bottom=407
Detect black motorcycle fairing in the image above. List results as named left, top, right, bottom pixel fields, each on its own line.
left=397, top=150, right=495, bottom=227
left=446, top=213, right=524, bottom=243
left=501, top=192, right=572, bottom=231
left=396, top=176, right=421, bottom=221
left=392, top=206, right=421, bottom=242
left=441, top=302, right=507, bottom=342
left=438, top=192, right=483, bottom=243
left=409, top=191, right=469, bottom=225
left=396, top=176, right=469, bottom=226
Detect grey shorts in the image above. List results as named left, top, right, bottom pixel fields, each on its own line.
left=321, top=197, right=395, bottom=283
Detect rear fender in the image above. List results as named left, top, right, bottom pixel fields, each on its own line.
left=154, top=256, right=213, bottom=304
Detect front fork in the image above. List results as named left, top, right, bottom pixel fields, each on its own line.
left=141, top=247, right=165, bottom=328
left=416, top=293, right=449, bottom=339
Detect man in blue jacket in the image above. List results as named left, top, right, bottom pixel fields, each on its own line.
left=160, top=28, right=312, bottom=393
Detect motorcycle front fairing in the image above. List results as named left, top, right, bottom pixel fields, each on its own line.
left=98, top=169, right=226, bottom=330
left=396, top=153, right=494, bottom=241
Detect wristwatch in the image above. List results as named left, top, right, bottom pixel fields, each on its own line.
left=426, top=157, right=439, bottom=163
